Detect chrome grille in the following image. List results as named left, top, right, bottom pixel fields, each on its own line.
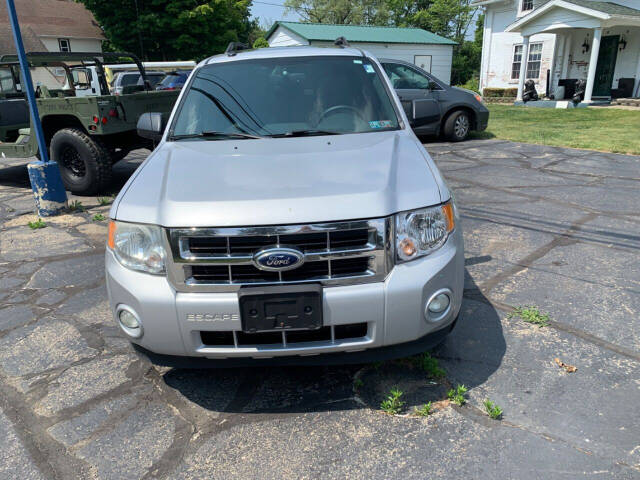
left=166, top=218, right=391, bottom=292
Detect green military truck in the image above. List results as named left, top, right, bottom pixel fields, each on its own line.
left=0, top=52, right=180, bottom=194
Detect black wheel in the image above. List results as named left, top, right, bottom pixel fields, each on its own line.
left=443, top=110, right=471, bottom=142
left=50, top=128, right=112, bottom=195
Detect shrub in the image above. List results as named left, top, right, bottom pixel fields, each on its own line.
left=482, top=87, right=518, bottom=98
left=455, top=75, right=480, bottom=94
left=252, top=37, right=269, bottom=49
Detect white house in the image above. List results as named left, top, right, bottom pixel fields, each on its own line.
left=475, top=0, right=640, bottom=102
left=0, top=0, right=104, bottom=86
left=266, top=21, right=456, bottom=84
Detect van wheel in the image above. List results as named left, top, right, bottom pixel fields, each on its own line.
left=50, top=128, right=112, bottom=195
left=443, top=110, right=470, bottom=142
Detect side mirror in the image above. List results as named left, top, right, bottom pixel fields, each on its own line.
left=137, top=112, right=166, bottom=141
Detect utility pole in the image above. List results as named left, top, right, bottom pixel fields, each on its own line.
left=5, top=0, right=67, bottom=216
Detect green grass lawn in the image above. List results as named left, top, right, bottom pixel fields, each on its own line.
left=471, top=104, right=640, bottom=155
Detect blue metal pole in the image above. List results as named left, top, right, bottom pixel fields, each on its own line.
left=5, top=0, right=67, bottom=216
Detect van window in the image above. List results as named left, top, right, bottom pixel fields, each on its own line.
left=119, top=73, right=140, bottom=86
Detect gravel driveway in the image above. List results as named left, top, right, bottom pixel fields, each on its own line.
left=0, top=139, right=638, bottom=479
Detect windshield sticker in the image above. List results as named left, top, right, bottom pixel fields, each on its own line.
left=369, top=120, right=392, bottom=129
left=363, top=64, right=375, bottom=74
left=353, top=59, right=363, bottom=64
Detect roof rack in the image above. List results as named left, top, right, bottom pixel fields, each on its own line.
left=334, top=36, right=350, bottom=48
left=225, top=42, right=250, bottom=56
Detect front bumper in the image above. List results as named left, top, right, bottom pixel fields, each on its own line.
left=131, top=318, right=458, bottom=367
left=475, top=108, right=490, bottom=131
left=105, top=228, right=464, bottom=363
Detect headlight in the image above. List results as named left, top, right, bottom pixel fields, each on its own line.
left=395, top=201, right=455, bottom=262
left=107, top=220, right=166, bottom=274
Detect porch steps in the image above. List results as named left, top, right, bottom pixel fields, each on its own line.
left=610, top=98, right=640, bottom=107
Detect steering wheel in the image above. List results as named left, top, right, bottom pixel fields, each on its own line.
left=318, top=105, right=366, bottom=125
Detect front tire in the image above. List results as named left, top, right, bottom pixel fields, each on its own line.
left=444, top=110, right=471, bottom=142
left=50, top=128, right=112, bottom=195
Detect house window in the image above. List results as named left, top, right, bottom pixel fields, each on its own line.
left=526, top=43, right=543, bottom=79
left=521, top=0, right=533, bottom=11
left=511, top=42, right=543, bottom=80
left=58, top=38, right=71, bottom=52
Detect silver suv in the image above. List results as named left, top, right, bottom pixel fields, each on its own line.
left=106, top=44, right=464, bottom=366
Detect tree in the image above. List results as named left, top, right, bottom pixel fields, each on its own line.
left=384, top=0, right=476, bottom=44
left=80, top=0, right=256, bottom=61
left=252, top=37, right=270, bottom=48
left=450, top=12, right=483, bottom=86
left=284, top=0, right=390, bottom=25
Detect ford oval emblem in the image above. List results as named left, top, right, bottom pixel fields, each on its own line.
left=253, top=247, right=304, bottom=271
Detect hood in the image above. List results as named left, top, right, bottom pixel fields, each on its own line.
left=114, top=130, right=447, bottom=227
left=452, top=86, right=479, bottom=98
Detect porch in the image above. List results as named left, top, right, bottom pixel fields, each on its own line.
left=506, top=0, right=640, bottom=103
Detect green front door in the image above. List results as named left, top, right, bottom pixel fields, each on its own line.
left=593, top=35, right=619, bottom=97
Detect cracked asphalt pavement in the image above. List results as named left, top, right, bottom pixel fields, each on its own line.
left=0, top=140, right=639, bottom=479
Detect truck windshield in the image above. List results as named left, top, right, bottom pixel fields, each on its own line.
left=170, top=55, right=399, bottom=139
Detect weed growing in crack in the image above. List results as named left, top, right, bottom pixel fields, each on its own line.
left=413, top=352, right=446, bottom=379
left=69, top=200, right=85, bottom=212
left=97, top=197, right=112, bottom=206
left=447, top=384, right=468, bottom=406
left=28, top=218, right=46, bottom=229
left=483, top=399, right=503, bottom=419
left=508, top=305, right=550, bottom=327
left=414, top=402, right=432, bottom=417
left=93, top=213, right=106, bottom=222
left=380, top=388, right=405, bottom=415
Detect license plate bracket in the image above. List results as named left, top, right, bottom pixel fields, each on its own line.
left=238, top=284, right=322, bottom=333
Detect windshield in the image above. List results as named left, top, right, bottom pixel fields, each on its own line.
left=170, top=55, right=399, bottom=138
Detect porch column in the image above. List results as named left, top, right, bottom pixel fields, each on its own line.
left=561, top=34, right=572, bottom=79
left=516, top=36, right=530, bottom=101
left=584, top=27, right=602, bottom=103
left=634, top=47, right=640, bottom=98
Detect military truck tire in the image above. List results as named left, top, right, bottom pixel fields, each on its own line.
left=50, top=128, right=112, bottom=195
left=443, top=110, right=470, bottom=142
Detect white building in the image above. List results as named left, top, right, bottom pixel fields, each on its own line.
left=476, top=0, right=640, bottom=101
left=266, top=21, right=456, bottom=84
left=0, top=0, right=104, bottom=86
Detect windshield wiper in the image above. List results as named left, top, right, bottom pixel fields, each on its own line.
left=268, top=129, right=342, bottom=138
left=171, top=130, right=263, bottom=141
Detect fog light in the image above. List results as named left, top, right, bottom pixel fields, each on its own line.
left=119, top=310, right=139, bottom=329
left=428, top=293, right=450, bottom=314
left=425, top=289, right=452, bottom=322
left=116, top=306, right=143, bottom=338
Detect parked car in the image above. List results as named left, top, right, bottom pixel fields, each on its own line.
left=380, top=59, right=489, bottom=141
left=106, top=44, right=463, bottom=366
left=112, top=70, right=165, bottom=95
left=155, top=70, right=191, bottom=91
left=136, top=71, right=166, bottom=89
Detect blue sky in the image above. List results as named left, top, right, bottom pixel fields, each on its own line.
left=251, top=0, right=300, bottom=29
